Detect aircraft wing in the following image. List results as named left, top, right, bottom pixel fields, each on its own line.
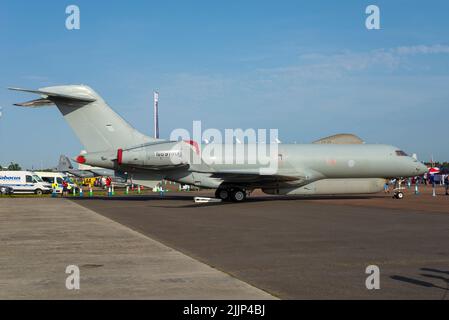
left=209, top=170, right=300, bottom=182
left=66, top=170, right=95, bottom=178
left=89, top=168, right=115, bottom=177
left=188, top=167, right=307, bottom=188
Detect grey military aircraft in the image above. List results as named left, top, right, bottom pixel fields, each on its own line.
left=56, top=154, right=128, bottom=186
left=56, top=154, right=114, bottom=178
left=11, top=85, right=427, bottom=202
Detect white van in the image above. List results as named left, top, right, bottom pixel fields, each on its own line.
left=0, top=171, right=52, bottom=195
left=35, top=172, right=78, bottom=194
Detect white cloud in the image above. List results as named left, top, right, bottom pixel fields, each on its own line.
left=394, top=44, right=449, bottom=55
left=258, top=44, right=449, bottom=82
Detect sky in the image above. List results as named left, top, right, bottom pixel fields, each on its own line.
left=0, top=0, right=448, bottom=169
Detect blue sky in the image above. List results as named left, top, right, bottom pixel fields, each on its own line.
left=0, top=0, right=448, bottom=169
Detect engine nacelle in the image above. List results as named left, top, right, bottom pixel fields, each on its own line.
left=78, top=140, right=201, bottom=170
left=119, top=140, right=198, bottom=168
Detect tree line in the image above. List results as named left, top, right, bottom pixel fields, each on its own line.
left=0, top=163, right=22, bottom=171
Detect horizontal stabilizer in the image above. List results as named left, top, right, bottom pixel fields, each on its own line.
left=14, top=98, right=54, bottom=108
left=9, top=87, right=96, bottom=104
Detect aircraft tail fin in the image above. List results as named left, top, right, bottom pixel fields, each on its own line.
left=57, top=155, right=75, bottom=172
left=10, top=85, right=160, bottom=152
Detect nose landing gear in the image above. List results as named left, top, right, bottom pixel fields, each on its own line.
left=393, top=189, right=404, bottom=199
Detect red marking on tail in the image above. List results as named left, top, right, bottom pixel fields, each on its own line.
left=184, top=140, right=200, bottom=155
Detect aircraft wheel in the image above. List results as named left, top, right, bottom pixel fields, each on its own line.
left=231, top=189, right=246, bottom=202
left=216, top=188, right=230, bottom=201
left=393, top=191, right=404, bottom=199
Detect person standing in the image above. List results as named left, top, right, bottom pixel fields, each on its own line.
left=430, top=174, right=436, bottom=197
left=384, top=180, right=389, bottom=194
left=105, top=176, right=112, bottom=191
left=414, top=176, right=420, bottom=195
left=444, top=174, right=449, bottom=196
left=62, top=180, right=68, bottom=197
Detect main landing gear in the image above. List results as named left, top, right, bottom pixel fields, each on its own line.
left=215, top=187, right=247, bottom=202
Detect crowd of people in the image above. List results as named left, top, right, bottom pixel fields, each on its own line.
left=92, top=177, right=112, bottom=188
left=384, top=173, right=449, bottom=196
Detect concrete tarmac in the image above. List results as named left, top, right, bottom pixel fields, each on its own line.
left=72, top=192, right=449, bottom=299
left=0, top=198, right=275, bottom=299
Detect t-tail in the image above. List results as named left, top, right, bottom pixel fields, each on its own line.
left=10, top=85, right=160, bottom=152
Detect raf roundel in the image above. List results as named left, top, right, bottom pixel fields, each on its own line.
left=348, top=160, right=355, bottom=168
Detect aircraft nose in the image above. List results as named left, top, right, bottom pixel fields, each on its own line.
left=416, top=162, right=428, bottom=175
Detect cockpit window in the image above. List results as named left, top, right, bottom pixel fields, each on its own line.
left=395, top=150, right=408, bottom=156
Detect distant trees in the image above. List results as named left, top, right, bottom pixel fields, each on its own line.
left=424, top=161, right=449, bottom=167
left=6, top=162, right=21, bottom=171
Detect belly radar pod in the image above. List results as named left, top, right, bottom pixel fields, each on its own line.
left=10, top=85, right=428, bottom=201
